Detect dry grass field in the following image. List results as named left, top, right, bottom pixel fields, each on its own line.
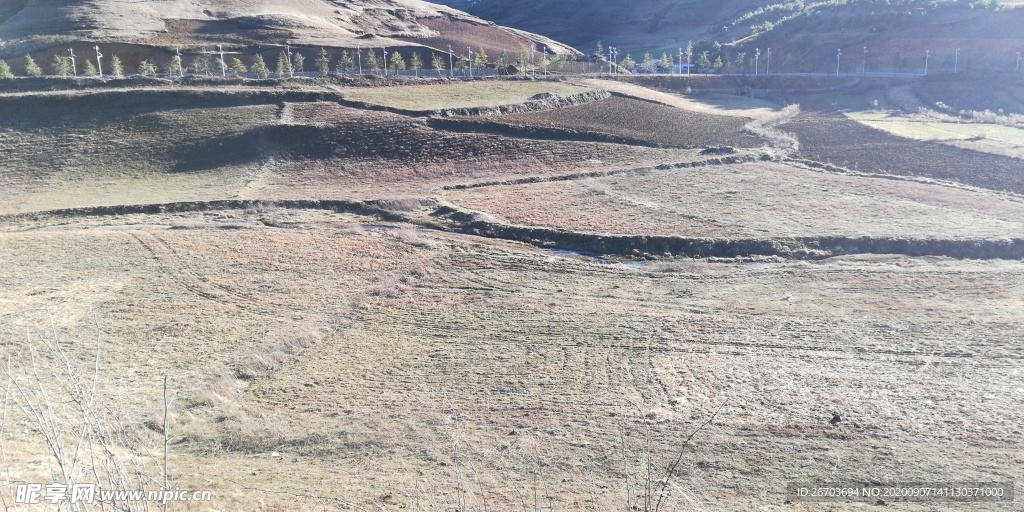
left=447, top=161, right=1024, bottom=239
left=2, top=209, right=1022, bottom=511
left=1, top=76, right=1023, bottom=511
left=443, top=96, right=762, bottom=148
left=338, top=81, right=594, bottom=112
left=846, top=111, right=1024, bottom=160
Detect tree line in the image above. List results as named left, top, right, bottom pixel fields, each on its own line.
left=0, top=45, right=584, bottom=80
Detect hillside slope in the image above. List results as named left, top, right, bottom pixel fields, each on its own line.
left=0, top=0, right=577, bottom=59
left=438, top=0, right=1024, bottom=74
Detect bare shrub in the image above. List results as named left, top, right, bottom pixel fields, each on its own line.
left=2, top=317, right=159, bottom=511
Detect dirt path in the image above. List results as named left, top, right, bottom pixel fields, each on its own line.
left=574, top=78, right=782, bottom=120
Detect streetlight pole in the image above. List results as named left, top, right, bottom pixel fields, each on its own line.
left=94, top=46, right=103, bottom=78
left=382, top=47, right=388, bottom=76
left=766, top=47, right=771, bottom=75
left=467, top=47, right=473, bottom=77
left=924, top=49, right=930, bottom=75
left=608, top=47, right=614, bottom=76
left=836, top=48, right=842, bottom=77
left=356, top=46, right=362, bottom=75
left=754, top=48, right=760, bottom=76
left=447, top=45, right=454, bottom=78
left=862, top=46, right=867, bottom=74
left=218, top=44, right=226, bottom=77
left=678, top=48, right=683, bottom=76
left=68, top=49, right=77, bottom=77
left=954, top=48, right=959, bottom=74
left=175, top=47, right=183, bottom=77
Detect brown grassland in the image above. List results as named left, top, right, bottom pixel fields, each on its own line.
left=1, top=77, right=1023, bottom=511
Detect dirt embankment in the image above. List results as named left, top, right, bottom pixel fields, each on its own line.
left=429, top=205, right=1024, bottom=261
left=9, top=198, right=1021, bottom=261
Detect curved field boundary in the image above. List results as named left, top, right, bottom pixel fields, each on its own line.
left=4, top=197, right=1022, bottom=261
left=0, top=199, right=408, bottom=223
left=429, top=205, right=1024, bottom=261
left=441, top=154, right=762, bottom=190
left=428, top=116, right=665, bottom=148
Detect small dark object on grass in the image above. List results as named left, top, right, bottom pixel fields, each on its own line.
left=830, top=414, right=842, bottom=425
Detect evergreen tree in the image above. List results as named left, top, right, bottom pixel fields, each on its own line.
left=293, top=53, right=304, bottom=74
left=138, top=60, right=158, bottom=77
left=697, top=51, right=711, bottom=72
left=24, top=54, right=43, bottom=77
left=0, top=60, right=12, bottom=79
left=495, top=50, right=508, bottom=75
left=455, top=55, right=467, bottom=76
left=52, top=55, right=72, bottom=77
left=684, top=40, right=694, bottom=72
left=641, top=52, right=654, bottom=73
left=251, top=54, right=270, bottom=79
left=713, top=55, right=724, bottom=72
left=389, top=51, right=406, bottom=74
left=365, top=49, right=380, bottom=74
left=230, top=57, right=248, bottom=75
left=431, top=53, right=446, bottom=76
left=168, top=55, right=184, bottom=76
left=409, top=51, right=422, bottom=78
left=315, top=48, right=330, bottom=76
left=735, top=52, right=747, bottom=69
left=110, top=55, right=124, bottom=78
left=621, top=53, right=636, bottom=72
left=337, top=50, right=353, bottom=73
left=517, top=46, right=530, bottom=75
left=83, top=60, right=98, bottom=77
left=276, top=51, right=292, bottom=77
left=473, top=47, right=488, bottom=70
left=657, top=52, right=672, bottom=73
left=596, top=40, right=604, bottom=58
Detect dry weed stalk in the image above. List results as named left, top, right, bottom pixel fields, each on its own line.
left=2, top=316, right=158, bottom=511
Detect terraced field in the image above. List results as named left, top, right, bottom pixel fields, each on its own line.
left=448, top=161, right=1024, bottom=239
left=1, top=209, right=1021, bottom=510
left=782, top=111, right=1024, bottom=194
left=2, top=76, right=1023, bottom=511
left=442, top=96, right=763, bottom=148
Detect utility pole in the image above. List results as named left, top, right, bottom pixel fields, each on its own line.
left=924, top=49, right=930, bottom=75
left=68, top=49, right=77, bottom=77
left=862, top=46, right=867, bottom=74
left=678, top=48, right=683, bottom=76
left=382, top=47, right=388, bottom=76
left=356, top=46, right=363, bottom=75
left=94, top=45, right=103, bottom=78
left=836, top=48, right=842, bottom=77
left=542, top=48, right=548, bottom=75
left=611, top=47, right=618, bottom=76
left=766, top=47, right=771, bottom=75
left=447, top=44, right=454, bottom=78
left=175, top=47, right=183, bottom=77
left=754, top=48, right=760, bottom=76
left=608, top=46, right=614, bottom=76
left=467, top=47, right=473, bottom=78
left=218, top=44, right=226, bottom=77
left=954, top=48, right=959, bottom=74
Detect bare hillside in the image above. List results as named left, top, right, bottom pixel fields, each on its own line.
left=0, top=0, right=577, bottom=58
